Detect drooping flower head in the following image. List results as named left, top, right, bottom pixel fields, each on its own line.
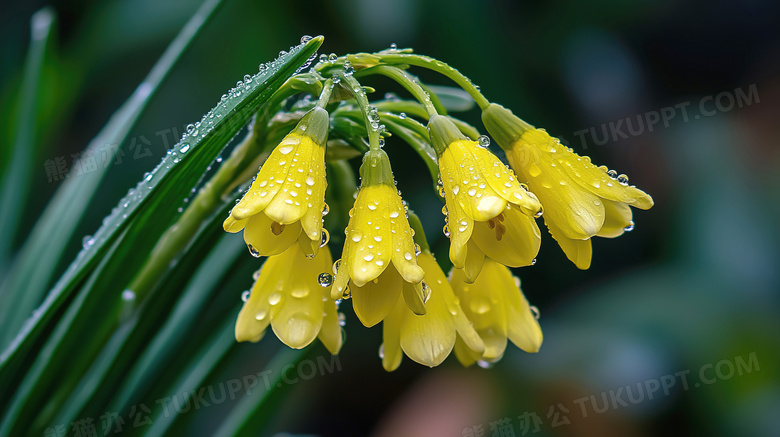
left=331, top=149, right=427, bottom=327
left=482, top=104, right=654, bottom=269
left=381, top=250, right=485, bottom=371
left=450, top=259, right=543, bottom=366
left=428, top=115, right=543, bottom=282
left=224, top=106, right=330, bottom=258
left=235, top=243, right=342, bottom=354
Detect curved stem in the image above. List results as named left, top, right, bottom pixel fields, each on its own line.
left=365, top=66, right=439, bottom=117
left=338, top=73, right=381, bottom=151
left=316, top=79, right=334, bottom=109
left=377, top=53, right=490, bottom=110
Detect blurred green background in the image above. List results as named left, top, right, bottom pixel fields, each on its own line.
left=1, top=0, right=778, bottom=436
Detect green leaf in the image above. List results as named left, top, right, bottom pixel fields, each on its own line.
left=0, top=7, right=56, bottom=339
left=0, top=34, right=324, bottom=436
left=0, top=0, right=226, bottom=352
left=426, top=84, right=477, bottom=112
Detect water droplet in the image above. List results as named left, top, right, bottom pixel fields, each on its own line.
left=122, top=289, right=136, bottom=301
left=300, top=35, right=312, bottom=44
left=404, top=252, right=413, bottom=261
left=363, top=253, right=374, bottom=262
left=477, top=135, right=490, bottom=148
left=529, top=305, right=540, bottom=320
left=247, top=244, right=260, bottom=258
left=186, top=124, right=195, bottom=133
left=421, top=282, right=431, bottom=303
left=255, top=309, right=267, bottom=320
left=534, top=206, right=544, bottom=218
left=328, top=53, right=337, bottom=62
left=399, top=112, right=406, bottom=119
left=378, top=343, right=385, bottom=358
left=468, top=188, right=477, bottom=196
left=415, top=243, right=422, bottom=256
left=443, top=224, right=451, bottom=238
left=338, top=312, right=346, bottom=326
left=318, top=272, right=333, bottom=287
left=291, top=288, right=309, bottom=298
left=319, top=54, right=328, bottom=63
left=320, top=229, right=330, bottom=247
left=332, top=259, right=341, bottom=274
left=389, top=42, right=397, bottom=50
left=82, top=235, right=94, bottom=249
left=617, top=174, right=629, bottom=185
left=268, top=293, right=282, bottom=305
left=252, top=269, right=262, bottom=281
left=180, top=144, right=190, bottom=153
left=531, top=258, right=537, bottom=265
left=477, top=360, right=494, bottom=369
left=241, top=290, right=251, bottom=302
left=624, top=221, right=635, bottom=232
left=607, top=169, right=618, bottom=179
left=322, top=203, right=330, bottom=216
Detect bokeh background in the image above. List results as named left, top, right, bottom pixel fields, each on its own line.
left=2, top=0, right=779, bottom=436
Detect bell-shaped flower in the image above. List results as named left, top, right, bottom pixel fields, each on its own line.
left=224, top=107, right=330, bottom=258
left=450, top=259, right=543, bottom=366
left=235, top=243, right=342, bottom=354
left=429, top=115, right=542, bottom=282
left=331, top=149, right=426, bottom=327
left=482, top=103, right=654, bottom=269
left=381, top=251, right=484, bottom=371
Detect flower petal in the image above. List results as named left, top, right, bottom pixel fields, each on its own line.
left=400, top=280, right=455, bottom=367
left=471, top=206, right=541, bottom=267
left=461, top=239, right=485, bottom=283
left=451, top=264, right=507, bottom=362
left=402, top=280, right=426, bottom=316
left=223, top=216, right=247, bottom=233
left=596, top=200, right=633, bottom=238
left=491, top=266, right=543, bottom=353
left=243, top=212, right=301, bottom=257
left=440, top=141, right=508, bottom=222
left=269, top=245, right=327, bottom=349
left=382, top=296, right=405, bottom=371
left=351, top=264, right=403, bottom=327
left=546, top=220, right=592, bottom=269
left=346, top=185, right=396, bottom=287
left=232, top=135, right=301, bottom=220
left=444, top=199, right=473, bottom=269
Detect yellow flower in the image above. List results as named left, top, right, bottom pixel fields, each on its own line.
left=450, top=259, right=543, bottom=366
left=235, top=243, right=342, bottom=354
left=224, top=107, right=330, bottom=258
left=381, top=251, right=485, bottom=371
left=331, top=149, right=426, bottom=327
left=429, top=115, right=542, bottom=282
left=482, top=104, right=654, bottom=269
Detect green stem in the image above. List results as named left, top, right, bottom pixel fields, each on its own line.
left=338, top=73, right=381, bottom=151
left=316, top=78, right=334, bottom=109
left=364, top=66, right=438, bottom=117
left=377, top=53, right=490, bottom=110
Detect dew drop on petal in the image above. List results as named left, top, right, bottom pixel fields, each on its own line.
left=241, top=290, right=251, bottom=302
left=318, top=273, right=333, bottom=287
left=320, top=229, right=330, bottom=247
left=268, top=292, right=282, bottom=305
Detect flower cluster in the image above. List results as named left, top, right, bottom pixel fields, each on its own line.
left=223, top=46, right=653, bottom=370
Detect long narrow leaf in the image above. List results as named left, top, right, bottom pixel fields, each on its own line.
left=0, top=7, right=56, bottom=341
left=0, top=0, right=226, bottom=351
left=0, top=35, right=323, bottom=435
